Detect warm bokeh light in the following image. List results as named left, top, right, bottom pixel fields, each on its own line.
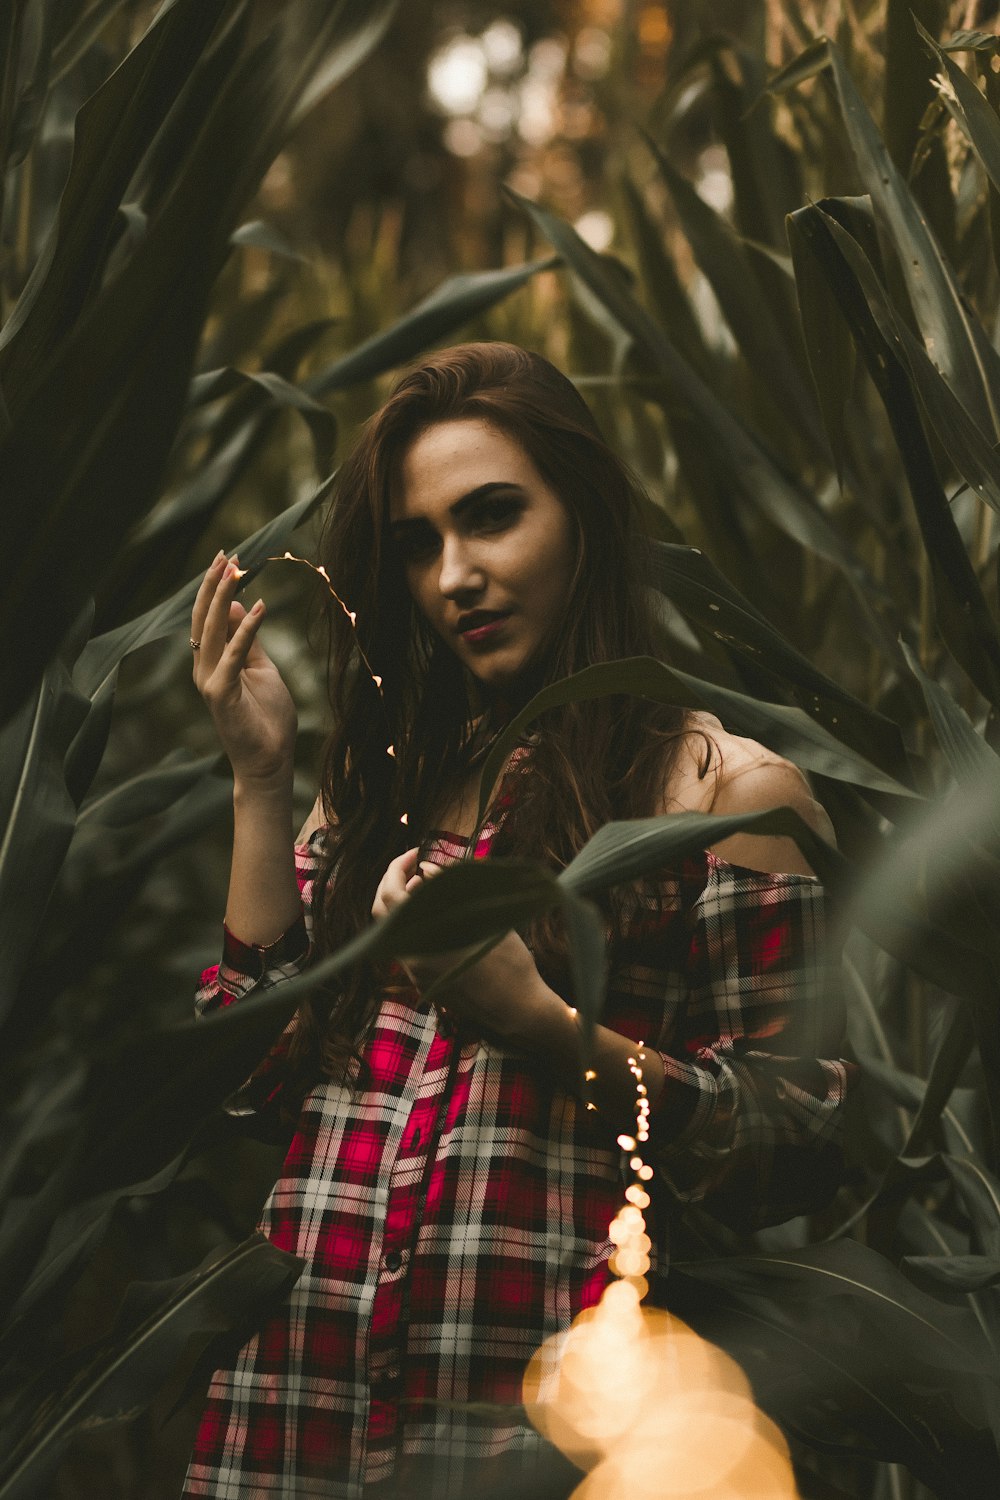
left=523, top=1042, right=799, bottom=1497
left=481, top=18, right=523, bottom=76
left=574, top=209, right=614, bottom=251
left=427, top=35, right=488, bottom=116
left=524, top=1302, right=799, bottom=1497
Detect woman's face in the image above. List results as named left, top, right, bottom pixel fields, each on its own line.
left=389, top=418, right=577, bottom=694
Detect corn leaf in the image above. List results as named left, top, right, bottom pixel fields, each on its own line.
left=647, top=541, right=910, bottom=779
left=670, top=1240, right=1000, bottom=1495
left=0, top=614, right=90, bottom=1026
left=0, top=1233, right=303, bottom=1500
left=824, top=39, right=1000, bottom=441
left=306, top=259, right=559, bottom=397
left=787, top=210, right=856, bottom=485
left=645, top=133, right=826, bottom=453
left=74, top=481, right=330, bottom=701
left=790, top=201, right=1000, bottom=707
left=507, top=186, right=900, bottom=664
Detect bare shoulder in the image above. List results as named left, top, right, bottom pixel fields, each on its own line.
left=296, top=793, right=329, bottom=844
left=665, top=713, right=835, bottom=875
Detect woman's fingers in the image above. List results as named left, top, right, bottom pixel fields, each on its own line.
left=200, top=556, right=246, bottom=669
left=190, top=551, right=228, bottom=666
left=372, top=848, right=421, bottom=918
left=209, top=600, right=266, bottom=689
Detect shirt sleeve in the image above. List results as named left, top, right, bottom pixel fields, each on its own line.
left=194, top=832, right=324, bottom=1018
left=648, top=851, right=855, bottom=1232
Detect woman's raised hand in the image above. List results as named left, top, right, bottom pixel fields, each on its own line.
left=192, top=551, right=297, bottom=789
left=372, top=849, right=556, bottom=1044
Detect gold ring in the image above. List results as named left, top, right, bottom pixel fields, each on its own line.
left=190, top=639, right=201, bottom=650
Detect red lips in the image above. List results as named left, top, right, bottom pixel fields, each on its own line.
left=457, top=610, right=511, bottom=636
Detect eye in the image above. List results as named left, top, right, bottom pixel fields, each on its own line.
left=394, top=526, right=439, bottom=563
left=471, top=495, right=522, bottom=531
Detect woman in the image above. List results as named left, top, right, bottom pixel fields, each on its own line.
left=182, top=343, right=851, bottom=1499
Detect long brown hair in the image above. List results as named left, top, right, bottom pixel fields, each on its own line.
left=285, top=342, right=695, bottom=1095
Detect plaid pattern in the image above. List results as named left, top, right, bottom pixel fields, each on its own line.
left=183, top=806, right=852, bottom=1498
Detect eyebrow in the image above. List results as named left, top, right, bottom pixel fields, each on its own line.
left=388, top=481, right=521, bottom=536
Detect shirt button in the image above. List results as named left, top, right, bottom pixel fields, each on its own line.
left=384, top=1249, right=403, bottom=1272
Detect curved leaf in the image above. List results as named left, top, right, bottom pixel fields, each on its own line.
left=918, top=21, right=1000, bottom=194
left=671, top=1240, right=1000, bottom=1495
left=306, top=259, right=559, bottom=397
left=0, top=615, right=90, bottom=1026
left=74, top=479, right=330, bottom=699
left=645, top=132, right=826, bottom=452
left=507, top=186, right=900, bottom=664
left=825, top=39, right=1000, bottom=440
left=0, top=1233, right=303, bottom=1500
left=472, top=660, right=915, bottom=845
left=787, top=210, right=856, bottom=484
left=647, top=540, right=912, bottom=780
left=75, top=751, right=220, bottom=830
left=792, top=201, right=1000, bottom=706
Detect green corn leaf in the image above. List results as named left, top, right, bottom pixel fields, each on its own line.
left=0, top=1233, right=303, bottom=1500
left=902, top=1255, right=1000, bottom=1293
left=0, top=1, right=399, bottom=723
left=706, top=41, right=805, bottom=252
left=941, top=29, right=1000, bottom=54
left=817, top=201, right=1000, bottom=521
left=0, top=614, right=90, bottom=1027
left=0, top=0, right=233, bottom=385
left=49, top=0, right=131, bottom=88
left=791, top=201, right=1000, bottom=707
left=763, top=35, right=832, bottom=96
left=942, top=1156, right=1000, bottom=1257
left=161, top=366, right=337, bottom=476
left=472, top=660, right=915, bottom=846
left=645, top=133, right=826, bottom=453
left=647, top=540, right=911, bottom=780
left=506, top=186, right=900, bottom=665
left=617, top=175, right=716, bottom=383
left=305, top=259, right=559, bottom=397
left=74, top=480, right=330, bottom=700
left=670, top=1240, right=1000, bottom=1495
left=902, top=644, right=1000, bottom=822
left=826, top=39, right=1000, bottom=441
left=787, top=211, right=857, bottom=486
left=4, top=0, right=55, bottom=171
left=74, top=751, right=220, bottom=830
left=884, top=0, right=948, bottom=174
left=916, top=21, right=1000, bottom=195
left=557, top=807, right=844, bottom=900
left=1, top=1146, right=197, bottom=1339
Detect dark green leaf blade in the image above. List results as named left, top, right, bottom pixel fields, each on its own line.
left=0, top=1233, right=303, bottom=1500
left=74, top=479, right=330, bottom=699
left=306, top=259, right=559, bottom=397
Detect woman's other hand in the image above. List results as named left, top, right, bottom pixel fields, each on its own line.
left=192, top=551, right=297, bottom=789
left=372, top=848, right=560, bottom=1045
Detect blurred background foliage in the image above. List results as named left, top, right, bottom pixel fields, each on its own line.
left=3, top=0, right=1000, bottom=1496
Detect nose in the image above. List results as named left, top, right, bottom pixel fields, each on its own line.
left=437, top=534, right=484, bottom=600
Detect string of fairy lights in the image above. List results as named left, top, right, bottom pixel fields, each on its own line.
left=241, top=550, right=655, bottom=1301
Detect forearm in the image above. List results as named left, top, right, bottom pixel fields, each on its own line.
left=514, top=980, right=666, bottom=1134
left=224, top=777, right=302, bottom=946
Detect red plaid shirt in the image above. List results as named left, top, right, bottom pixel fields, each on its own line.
left=182, top=805, right=851, bottom=1498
